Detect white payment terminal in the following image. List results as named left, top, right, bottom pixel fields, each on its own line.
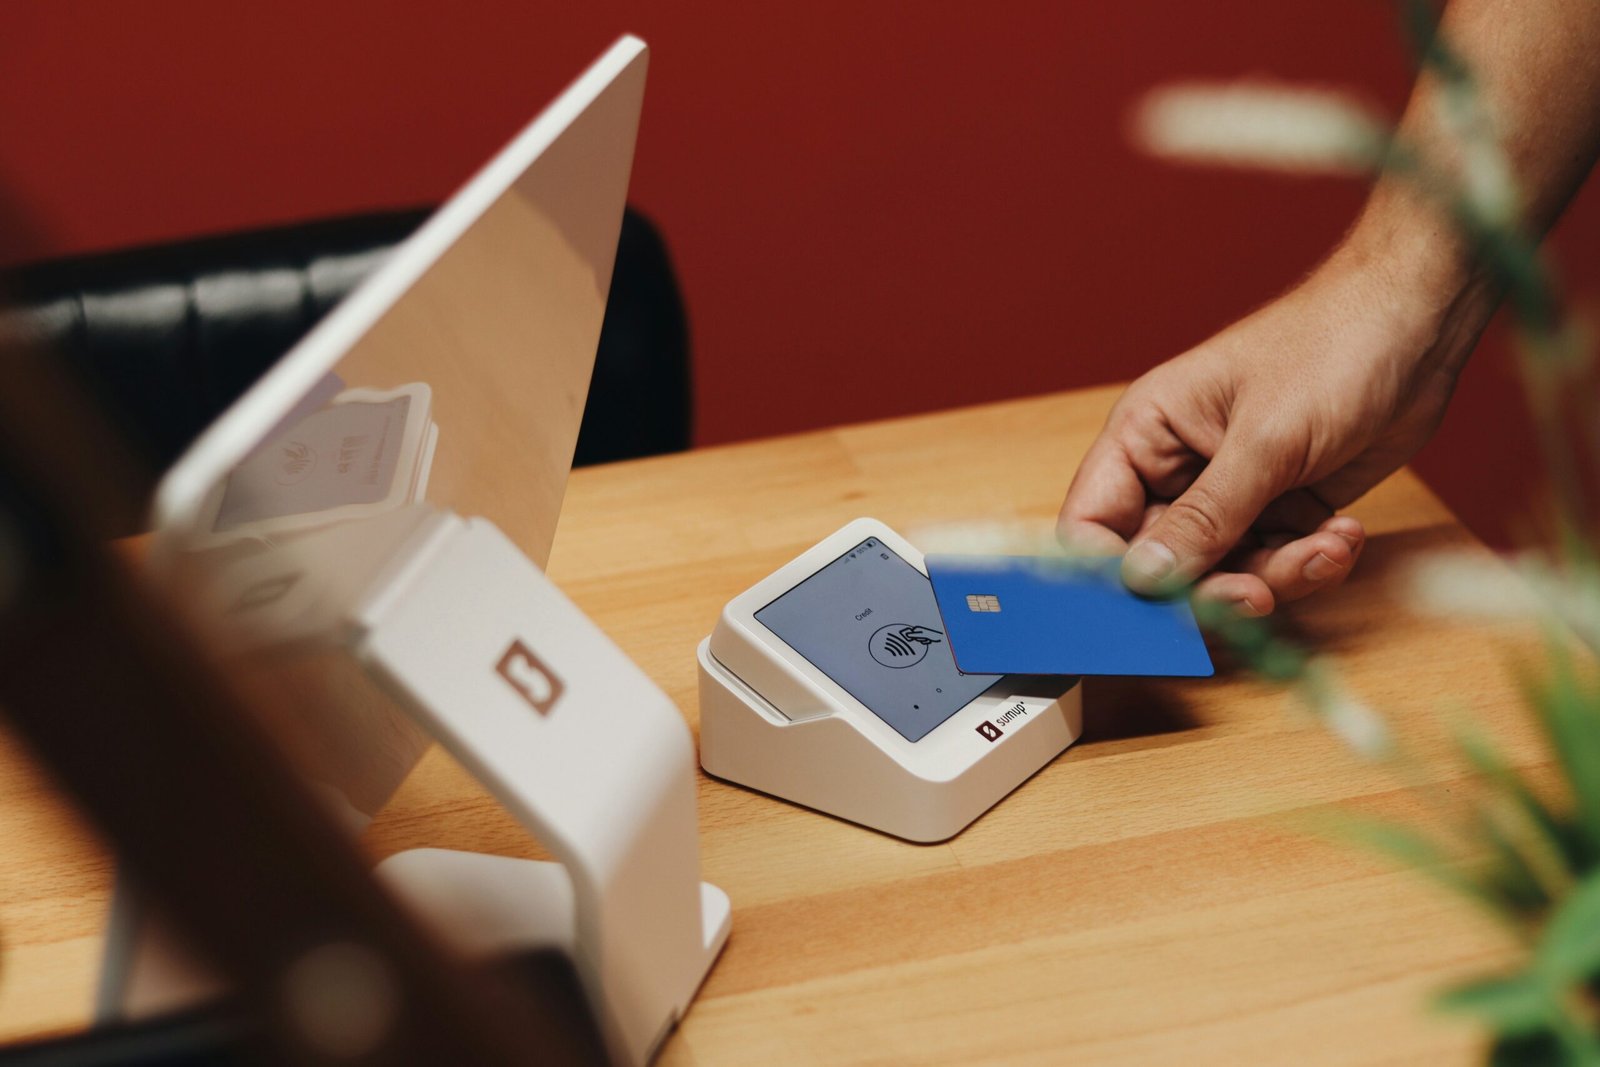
left=698, top=518, right=1082, bottom=842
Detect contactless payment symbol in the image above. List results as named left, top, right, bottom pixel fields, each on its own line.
left=274, top=440, right=316, bottom=486
left=868, top=624, right=943, bottom=668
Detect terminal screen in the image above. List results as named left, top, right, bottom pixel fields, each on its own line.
left=755, top=539, right=999, bottom=742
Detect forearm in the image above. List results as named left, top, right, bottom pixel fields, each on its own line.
left=1422, top=0, right=1600, bottom=236
left=1341, top=0, right=1600, bottom=339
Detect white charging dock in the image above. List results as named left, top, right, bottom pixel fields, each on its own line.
left=698, top=518, right=1082, bottom=843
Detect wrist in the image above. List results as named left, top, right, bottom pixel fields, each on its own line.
left=1322, top=190, right=1498, bottom=376
left=1339, top=183, right=1475, bottom=306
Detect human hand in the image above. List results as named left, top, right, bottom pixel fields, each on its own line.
left=1058, top=248, right=1491, bottom=616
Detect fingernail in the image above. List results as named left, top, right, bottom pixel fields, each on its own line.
left=1123, top=541, right=1177, bottom=591
left=1232, top=596, right=1265, bottom=618
left=1333, top=530, right=1361, bottom=550
left=1303, top=552, right=1343, bottom=583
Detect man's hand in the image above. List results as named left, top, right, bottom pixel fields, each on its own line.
left=1058, top=248, right=1491, bottom=616
left=1058, top=0, right=1600, bottom=615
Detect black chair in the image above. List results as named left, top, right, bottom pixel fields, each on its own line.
left=1, top=206, right=692, bottom=498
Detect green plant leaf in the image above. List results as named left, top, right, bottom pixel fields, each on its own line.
left=1455, top=720, right=1592, bottom=875
left=1190, top=601, right=1311, bottom=683
left=1398, top=0, right=1472, bottom=85
left=1525, top=642, right=1600, bottom=857
left=1489, top=1030, right=1567, bottom=1067
left=1257, top=642, right=1309, bottom=682
left=1536, top=871, right=1600, bottom=983
left=1471, top=804, right=1555, bottom=917
left=1436, top=972, right=1551, bottom=1036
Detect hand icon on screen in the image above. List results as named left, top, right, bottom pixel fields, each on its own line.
left=869, top=624, right=942, bottom=667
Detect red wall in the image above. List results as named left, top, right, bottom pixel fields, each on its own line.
left=4, top=3, right=1594, bottom=547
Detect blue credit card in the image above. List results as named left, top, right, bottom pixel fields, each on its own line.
left=924, top=554, right=1214, bottom=678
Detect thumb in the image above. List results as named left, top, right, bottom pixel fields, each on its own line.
left=1122, top=433, right=1288, bottom=595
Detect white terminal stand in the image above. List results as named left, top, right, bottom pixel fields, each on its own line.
left=194, top=507, right=729, bottom=1065
left=698, top=518, right=1083, bottom=843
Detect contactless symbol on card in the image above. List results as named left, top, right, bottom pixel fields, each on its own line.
left=868, top=624, right=943, bottom=668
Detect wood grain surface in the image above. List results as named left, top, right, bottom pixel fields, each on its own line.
left=0, top=385, right=1545, bottom=1063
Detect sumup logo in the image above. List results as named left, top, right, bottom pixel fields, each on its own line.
left=976, top=702, right=1029, bottom=743
left=496, top=639, right=564, bottom=716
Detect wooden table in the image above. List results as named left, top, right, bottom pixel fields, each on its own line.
left=0, top=385, right=1544, bottom=1063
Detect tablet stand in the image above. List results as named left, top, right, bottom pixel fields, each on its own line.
left=101, top=509, right=730, bottom=1066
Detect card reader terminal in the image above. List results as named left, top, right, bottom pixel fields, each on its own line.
left=698, top=518, right=1082, bottom=842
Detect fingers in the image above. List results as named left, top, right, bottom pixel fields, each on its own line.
left=1220, top=516, right=1366, bottom=611
left=1122, top=433, right=1288, bottom=594
left=1058, top=373, right=1366, bottom=607
left=1056, top=518, right=1130, bottom=556
left=1249, top=517, right=1364, bottom=601
left=1193, top=571, right=1274, bottom=618
left=1057, top=435, right=1146, bottom=555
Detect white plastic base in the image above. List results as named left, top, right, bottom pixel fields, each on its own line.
left=698, top=639, right=1082, bottom=842
left=377, top=848, right=730, bottom=1054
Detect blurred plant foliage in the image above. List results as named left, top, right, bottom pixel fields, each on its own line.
left=1141, top=1, right=1600, bottom=1062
